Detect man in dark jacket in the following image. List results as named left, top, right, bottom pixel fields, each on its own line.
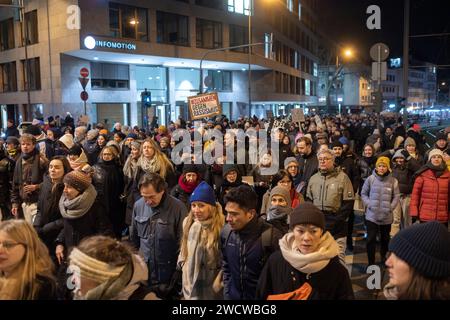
left=390, top=149, right=422, bottom=235
left=381, top=126, right=395, bottom=152
left=131, top=172, right=187, bottom=298
left=221, top=185, right=282, bottom=300
left=5, top=119, right=20, bottom=138
left=0, top=143, right=15, bottom=220
left=274, top=128, right=294, bottom=171
left=295, top=137, right=318, bottom=196
left=11, top=134, right=48, bottom=223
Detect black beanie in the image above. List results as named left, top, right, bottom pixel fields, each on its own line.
left=331, top=140, right=343, bottom=149
left=182, top=164, right=199, bottom=174
left=290, top=202, right=325, bottom=230
left=389, top=221, right=450, bottom=279
left=25, top=125, right=42, bottom=136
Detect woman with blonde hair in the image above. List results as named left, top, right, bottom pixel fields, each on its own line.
left=69, top=235, right=157, bottom=300
left=0, top=220, right=57, bottom=300
left=178, top=181, right=225, bottom=300
left=133, top=139, right=176, bottom=197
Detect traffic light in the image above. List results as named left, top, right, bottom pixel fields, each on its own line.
left=141, top=89, right=151, bottom=108
left=371, top=92, right=382, bottom=112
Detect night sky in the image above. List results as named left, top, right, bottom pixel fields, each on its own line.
left=316, top=0, right=450, bottom=81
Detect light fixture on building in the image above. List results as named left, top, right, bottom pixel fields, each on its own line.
left=148, top=77, right=153, bottom=80
left=93, top=56, right=99, bottom=60
left=84, top=36, right=96, bottom=50
left=241, top=68, right=246, bottom=71
left=156, top=76, right=160, bottom=80
left=130, top=19, right=139, bottom=25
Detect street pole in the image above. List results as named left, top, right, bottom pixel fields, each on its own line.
left=20, top=0, right=31, bottom=118
left=403, top=0, right=410, bottom=130
left=199, top=42, right=268, bottom=94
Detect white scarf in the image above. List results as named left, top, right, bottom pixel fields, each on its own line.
left=279, top=232, right=339, bottom=274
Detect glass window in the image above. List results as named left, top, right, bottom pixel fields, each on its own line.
left=207, top=70, right=232, bottom=92
left=156, top=11, right=189, bottom=46
left=0, top=18, right=15, bottom=51
left=0, top=61, right=17, bottom=93
left=21, top=58, right=40, bottom=91
left=228, top=0, right=251, bottom=15
left=195, top=0, right=224, bottom=10
left=91, top=62, right=130, bottom=90
left=109, top=3, right=148, bottom=41
left=313, top=62, right=318, bottom=77
left=135, top=66, right=168, bottom=103
left=24, top=10, right=38, bottom=45
left=196, top=18, right=222, bottom=49
left=229, top=24, right=248, bottom=53
left=175, top=68, right=199, bottom=102
left=305, top=79, right=310, bottom=96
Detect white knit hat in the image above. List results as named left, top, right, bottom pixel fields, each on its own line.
left=428, top=149, right=444, bottom=161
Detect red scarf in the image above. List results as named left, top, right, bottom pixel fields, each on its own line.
left=178, top=175, right=200, bottom=193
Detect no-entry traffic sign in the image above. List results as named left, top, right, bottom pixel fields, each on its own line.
left=80, top=67, right=89, bottom=78
left=80, top=91, right=89, bottom=101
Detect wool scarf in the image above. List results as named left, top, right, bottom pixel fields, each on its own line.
left=425, top=162, right=447, bottom=178
left=137, top=155, right=161, bottom=175
left=178, top=175, right=200, bottom=194
left=279, top=232, right=339, bottom=274
left=266, top=206, right=293, bottom=223
left=123, top=155, right=139, bottom=179
left=59, top=184, right=97, bottom=219
left=13, top=148, right=42, bottom=186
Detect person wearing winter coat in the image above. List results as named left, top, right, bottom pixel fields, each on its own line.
left=170, top=164, right=201, bottom=210
left=122, top=141, right=141, bottom=227
left=55, top=171, right=113, bottom=265
left=221, top=185, right=282, bottom=300
left=410, top=149, right=450, bottom=226
left=0, top=220, right=57, bottom=300
left=256, top=203, right=354, bottom=300
left=384, top=222, right=450, bottom=300
left=404, top=137, right=424, bottom=166
left=218, top=164, right=244, bottom=207
left=0, top=143, right=15, bottom=221
left=82, top=129, right=100, bottom=166
left=92, top=146, right=125, bottom=239
left=361, top=157, right=400, bottom=266
left=178, top=182, right=225, bottom=300
left=306, top=149, right=355, bottom=265
left=357, top=144, right=377, bottom=192
left=34, top=156, right=72, bottom=258
left=132, top=139, right=177, bottom=202
left=260, top=170, right=303, bottom=216
left=265, top=186, right=293, bottom=235
left=5, top=119, right=20, bottom=138
left=390, top=149, right=422, bottom=235
left=68, top=235, right=158, bottom=300
left=11, top=134, right=48, bottom=224
left=295, top=137, right=318, bottom=196
left=131, top=173, right=187, bottom=298
left=67, top=144, right=88, bottom=171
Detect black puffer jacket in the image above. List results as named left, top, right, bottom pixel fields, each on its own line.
left=357, top=156, right=376, bottom=192
left=391, top=158, right=422, bottom=195
left=0, top=152, right=14, bottom=207
left=296, top=151, right=318, bottom=195
left=256, top=252, right=354, bottom=300
left=221, top=218, right=282, bottom=300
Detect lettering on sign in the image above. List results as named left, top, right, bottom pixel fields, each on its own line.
left=188, top=93, right=221, bottom=120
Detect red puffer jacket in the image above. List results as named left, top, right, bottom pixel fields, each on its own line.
left=410, top=169, right=450, bottom=222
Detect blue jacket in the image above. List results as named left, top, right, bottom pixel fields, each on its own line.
left=361, top=171, right=400, bottom=225
left=220, top=217, right=282, bottom=300
left=131, top=193, right=187, bottom=286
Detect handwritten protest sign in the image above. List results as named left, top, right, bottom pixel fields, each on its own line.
left=188, top=93, right=221, bottom=120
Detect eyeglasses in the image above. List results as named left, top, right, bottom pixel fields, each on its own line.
left=0, top=241, right=23, bottom=252
left=318, top=158, right=332, bottom=162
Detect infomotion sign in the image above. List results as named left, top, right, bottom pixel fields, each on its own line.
left=188, top=92, right=221, bottom=120
left=84, top=36, right=136, bottom=51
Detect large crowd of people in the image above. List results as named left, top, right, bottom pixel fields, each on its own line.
left=0, top=112, right=449, bottom=300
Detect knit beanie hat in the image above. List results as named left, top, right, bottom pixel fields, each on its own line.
left=269, top=186, right=291, bottom=206
left=376, top=156, right=391, bottom=172
left=428, top=148, right=444, bottom=161
left=392, top=149, right=406, bottom=160
left=331, top=140, right=343, bottom=149
left=59, top=133, right=74, bottom=149
left=284, top=157, right=299, bottom=170
left=183, top=164, right=200, bottom=175
left=404, top=137, right=416, bottom=147
left=436, top=132, right=447, bottom=142
left=127, top=133, right=138, bottom=140
left=63, top=171, right=91, bottom=193
left=190, top=181, right=216, bottom=206
left=339, top=136, right=350, bottom=145
left=389, top=221, right=450, bottom=279
left=289, top=202, right=325, bottom=230
left=223, top=164, right=239, bottom=178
